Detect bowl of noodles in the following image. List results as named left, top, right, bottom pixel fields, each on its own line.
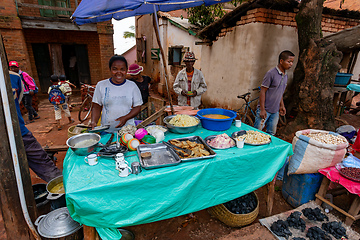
left=163, top=114, right=200, bottom=134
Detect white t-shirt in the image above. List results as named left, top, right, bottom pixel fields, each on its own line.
left=92, top=79, right=143, bottom=132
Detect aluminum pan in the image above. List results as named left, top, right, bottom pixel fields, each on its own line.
left=168, top=136, right=216, bottom=162
left=137, top=143, right=181, bottom=169
left=232, top=130, right=271, bottom=146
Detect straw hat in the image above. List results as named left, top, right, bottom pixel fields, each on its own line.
left=128, top=64, right=144, bottom=75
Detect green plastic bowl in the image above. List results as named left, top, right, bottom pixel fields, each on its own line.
left=142, top=135, right=156, bottom=144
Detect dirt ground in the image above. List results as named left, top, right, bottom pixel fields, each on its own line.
left=1, top=92, right=360, bottom=240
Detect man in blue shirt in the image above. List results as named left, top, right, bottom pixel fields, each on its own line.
left=254, top=50, right=295, bottom=135
left=9, top=70, right=61, bottom=182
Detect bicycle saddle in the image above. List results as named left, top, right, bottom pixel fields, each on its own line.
left=237, top=92, right=250, bottom=99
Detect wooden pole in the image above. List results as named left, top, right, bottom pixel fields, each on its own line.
left=152, top=12, right=174, bottom=115
left=0, top=34, right=38, bottom=239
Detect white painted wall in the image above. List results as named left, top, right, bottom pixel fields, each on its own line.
left=200, top=22, right=299, bottom=109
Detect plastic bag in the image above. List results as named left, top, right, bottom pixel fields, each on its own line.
left=342, top=153, right=360, bottom=168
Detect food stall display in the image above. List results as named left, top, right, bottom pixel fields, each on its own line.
left=62, top=111, right=293, bottom=239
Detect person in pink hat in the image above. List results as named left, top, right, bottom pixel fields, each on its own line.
left=127, top=63, right=154, bottom=120
left=173, top=52, right=207, bottom=109
left=9, top=61, right=40, bottom=124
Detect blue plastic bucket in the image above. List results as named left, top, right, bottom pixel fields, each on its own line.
left=335, top=73, right=353, bottom=85
left=196, top=108, right=237, bottom=131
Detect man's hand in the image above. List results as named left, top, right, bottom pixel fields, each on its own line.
left=115, top=116, right=129, bottom=128
left=260, top=109, right=267, bottom=119
left=181, top=90, right=188, bottom=96
left=29, top=90, right=34, bottom=96
left=279, top=106, right=286, bottom=116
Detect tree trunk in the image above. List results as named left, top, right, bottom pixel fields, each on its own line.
left=283, top=0, right=342, bottom=139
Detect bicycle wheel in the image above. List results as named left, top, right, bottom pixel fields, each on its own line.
left=78, top=97, right=93, bottom=122
left=238, top=113, right=254, bottom=126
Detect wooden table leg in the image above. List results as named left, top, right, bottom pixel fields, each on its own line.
left=345, top=196, right=360, bottom=226
left=315, top=177, right=330, bottom=206
left=83, top=225, right=100, bottom=240
left=266, top=175, right=277, bottom=216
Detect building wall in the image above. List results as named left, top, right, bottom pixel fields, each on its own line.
left=0, top=0, right=114, bottom=89
left=200, top=8, right=360, bottom=109
left=123, top=46, right=137, bottom=65
left=136, top=14, right=201, bottom=99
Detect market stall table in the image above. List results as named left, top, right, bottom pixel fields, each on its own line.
left=63, top=123, right=293, bottom=239
left=316, top=166, right=360, bottom=225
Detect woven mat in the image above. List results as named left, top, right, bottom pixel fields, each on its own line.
left=259, top=201, right=360, bottom=240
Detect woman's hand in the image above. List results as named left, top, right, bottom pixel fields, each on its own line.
left=90, top=121, right=97, bottom=129
left=181, top=90, right=188, bottom=96
left=115, top=116, right=129, bottom=128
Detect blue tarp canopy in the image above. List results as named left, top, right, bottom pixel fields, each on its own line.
left=72, top=0, right=231, bottom=25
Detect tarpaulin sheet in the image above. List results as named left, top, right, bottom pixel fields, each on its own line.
left=319, top=166, right=360, bottom=196
left=347, top=83, right=360, bottom=93
left=63, top=124, right=292, bottom=238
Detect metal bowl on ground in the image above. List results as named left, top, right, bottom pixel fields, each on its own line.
left=66, top=133, right=101, bottom=156
left=163, top=115, right=200, bottom=134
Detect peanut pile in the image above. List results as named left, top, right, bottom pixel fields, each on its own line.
left=302, top=132, right=347, bottom=145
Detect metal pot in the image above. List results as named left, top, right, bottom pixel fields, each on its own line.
left=46, top=175, right=66, bottom=210
left=32, top=183, right=51, bottom=215
left=66, top=133, right=101, bottom=156
left=35, top=207, right=83, bottom=240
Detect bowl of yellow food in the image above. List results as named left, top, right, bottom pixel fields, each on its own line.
left=163, top=114, right=200, bottom=134
left=196, top=108, right=237, bottom=131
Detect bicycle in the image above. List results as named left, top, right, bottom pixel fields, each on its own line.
left=235, top=87, right=287, bottom=127
left=78, top=82, right=95, bottom=122
left=235, top=87, right=260, bottom=126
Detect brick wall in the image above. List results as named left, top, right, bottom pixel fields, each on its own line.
left=97, top=21, right=115, bottom=81
left=18, top=0, right=79, bottom=18
left=216, top=8, right=360, bottom=40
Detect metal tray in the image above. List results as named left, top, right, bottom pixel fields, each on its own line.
left=137, top=143, right=181, bottom=169
left=335, top=163, right=360, bottom=182
left=204, top=135, right=235, bottom=149
left=168, top=136, right=216, bottom=161
left=232, top=130, right=271, bottom=146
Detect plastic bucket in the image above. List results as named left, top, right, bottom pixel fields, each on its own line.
left=196, top=108, right=237, bottom=131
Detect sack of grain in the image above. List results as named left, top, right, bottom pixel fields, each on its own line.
left=288, top=129, right=348, bottom=175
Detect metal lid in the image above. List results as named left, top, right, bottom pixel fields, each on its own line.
left=36, top=207, right=82, bottom=238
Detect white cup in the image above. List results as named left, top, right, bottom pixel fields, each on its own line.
left=85, top=154, right=98, bottom=166
left=235, top=120, right=242, bottom=128
left=118, top=163, right=132, bottom=177
left=236, top=139, right=244, bottom=149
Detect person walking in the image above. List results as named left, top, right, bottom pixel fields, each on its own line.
left=9, top=61, right=39, bottom=124
left=9, top=70, right=62, bottom=182
left=173, top=52, right=207, bottom=109
left=253, top=50, right=295, bottom=135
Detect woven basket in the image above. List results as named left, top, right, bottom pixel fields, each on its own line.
left=68, top=125, right=80, bottom=139
left=208, top=192, right=259, bottom=227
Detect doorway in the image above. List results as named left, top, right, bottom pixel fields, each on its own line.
left=32, top=43, right=91, bottom=93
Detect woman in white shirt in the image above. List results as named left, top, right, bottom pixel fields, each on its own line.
left=90, top=55, right=143, bottom=132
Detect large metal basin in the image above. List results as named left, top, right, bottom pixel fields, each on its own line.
left=66, top=133, right=101, bottom=156
left=163, top=115, right=200, bottom=134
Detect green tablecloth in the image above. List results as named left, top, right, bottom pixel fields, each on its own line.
left=63, top=123, right=293, bottom=238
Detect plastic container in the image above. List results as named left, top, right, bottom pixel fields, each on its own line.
left=335, top=73, right=353, bottom=85
left=282, top=165, right=323, bottom=208
left=196, top=108, right=237, bottom=131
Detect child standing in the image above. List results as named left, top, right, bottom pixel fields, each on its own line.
left=48, top=75, right=74, bottom=130
left=59, top=75, right=76, bottom=108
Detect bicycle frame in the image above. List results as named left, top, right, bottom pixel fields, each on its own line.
left=240, top=97, right=259, bottom=121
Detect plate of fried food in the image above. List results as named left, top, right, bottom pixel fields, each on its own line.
left=232, top=130, right=271, bottom=146
left=168, top=136, right=216, bottom=161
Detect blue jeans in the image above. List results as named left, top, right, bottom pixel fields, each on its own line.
left=253, top=108, right=279, bottom=135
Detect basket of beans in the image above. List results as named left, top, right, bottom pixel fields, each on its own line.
left=208, top=192, right=259, bottom=227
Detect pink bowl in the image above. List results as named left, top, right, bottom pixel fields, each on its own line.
left=135, top=128, right=148, bottom=140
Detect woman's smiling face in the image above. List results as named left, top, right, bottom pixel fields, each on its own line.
left=110, top=60, right=127, bottom=84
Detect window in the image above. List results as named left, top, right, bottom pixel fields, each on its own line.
left=168, top=46, right=189, bottom=66
left=38, top=0, right=71, bottom=17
